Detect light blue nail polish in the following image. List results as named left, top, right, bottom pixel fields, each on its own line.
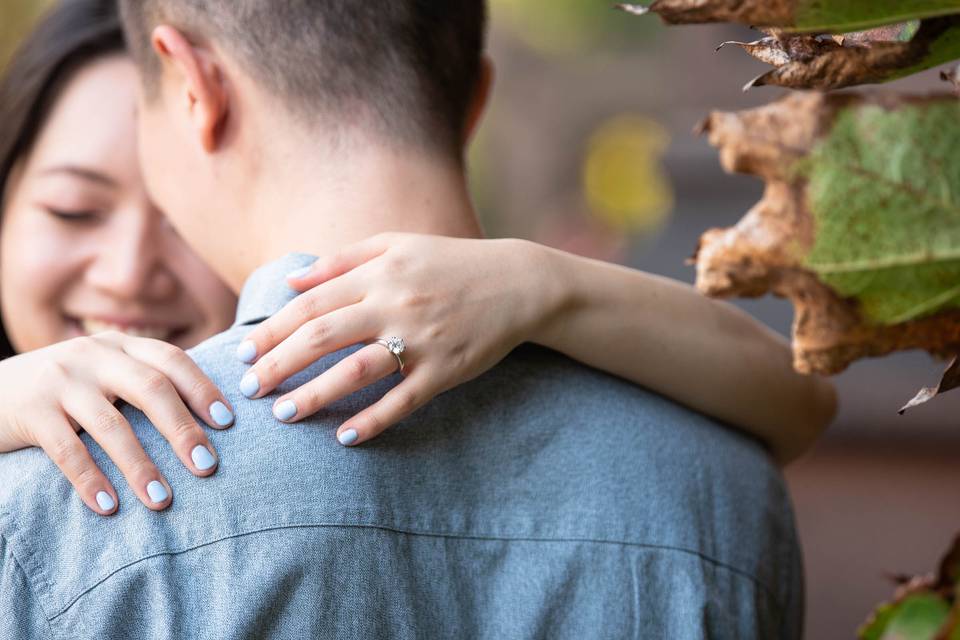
left=146, top=480, right=168, bottom=504
left=338, top=429, right=359, bottom=446
left=209, top=401, right=234, bottom=427
left=191, top=445, right=217, bottom=471
left=95, top=491, right=115, bottom=511
left=274, top=400, right=297, bottom=421
left=286, top=266, right=312, bottom=280
left=240, top=372, right=260, bottom=398
left=236, top=340, right=257, bottom=364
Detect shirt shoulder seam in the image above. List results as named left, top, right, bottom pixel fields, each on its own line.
left=49, top=520, right=787, bottom=623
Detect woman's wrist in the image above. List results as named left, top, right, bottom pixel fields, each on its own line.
left=514, top=239, right=578, bottom=352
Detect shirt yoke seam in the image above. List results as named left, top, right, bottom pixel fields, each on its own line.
left=0, top=529, right=64, bottom=639
left=48, top=521, right=786, bottom=622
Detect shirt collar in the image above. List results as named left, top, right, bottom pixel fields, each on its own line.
left=233, top=253, right=318, bottom=327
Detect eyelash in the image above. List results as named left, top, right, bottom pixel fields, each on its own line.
left=45, top=208, right=100, bottom=223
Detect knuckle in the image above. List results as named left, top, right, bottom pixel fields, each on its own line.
left=93, top=330, right=123, bottom=343
left=384, top=252, right=408, bottom=273
left=73, top=464, right=102, bottom=490
left=399, top=290, right=432, bottom=309
left=169, top=416, right=200, bottom=441
left=254, top=323, right=276, bottom=348
left=70, top=335, right=99, bottom=354
left=362, top=410, right=384, bottom=436
left=392, top=388, right=419, bottom=414
left=140, top=371, right=173, bottom=396
left=91, top=408, right=124, bottom=436
left=188, top=376, right=213, bottom=400
left=346, top=354, right=370, bottom=382
left=36, top=360, right=69, bottom=388
left=257, top=356, right=282, bottom=383
left=306, top=318, right=332, bottom=350
left=294, top=294, right=322, bottom=322
left=49, top=437, right=83, bottom=470
left=155, top=341, right=186, bottom=369
left=125, top=455, right=157, bottom=479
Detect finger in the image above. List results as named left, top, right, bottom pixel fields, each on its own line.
left=32, top=412, right=119, bottom=516
left=237, top=273, right=365, bottom=365
left=243, top=303, right=376, bottom=399
left=61, top=386, right=175, bottom=511
left=334, top=369, right=431, bottom=446
left=117, top=337, right=235, bottom=429
left=93, top=351, right=220, bottom=480
left=271, top=343, right=399, bottom=423
left=285, top=233, right=392, bottom=291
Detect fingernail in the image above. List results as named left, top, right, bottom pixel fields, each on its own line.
left=240, top=372, right=260, bottom=398
left=95, top=491, right=115, bottom=512
left=146, top=480, right=168, bottom=504
left=274, top=400, right=297, bottom=421
left=191, top=445, right=217, bottom=471
left=286, top=266, right=312, bottom=280
left=338, top=429, right=359, bottom=446
left=236, top=340, right=257, bottom=364
left=209, top=401, right=234, bottom=427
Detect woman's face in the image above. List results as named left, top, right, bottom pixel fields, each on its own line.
left=0, top=55, right=237, bottom=353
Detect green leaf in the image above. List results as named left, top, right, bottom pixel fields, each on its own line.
left=861, top=602, right=902, bottom=640
left=802, top=99, right=960, bottom=326
left=884, top=594, right=952, bottom=639
left=795, top=0, right=960, bottom=33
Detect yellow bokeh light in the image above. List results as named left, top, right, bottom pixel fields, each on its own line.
left=583, top=115, right=674, bottom=234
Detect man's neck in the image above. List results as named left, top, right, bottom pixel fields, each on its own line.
left=222, top=133, right=485, bottom=290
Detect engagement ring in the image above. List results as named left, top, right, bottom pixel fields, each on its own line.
left=373, top=336, right=406, bottom=373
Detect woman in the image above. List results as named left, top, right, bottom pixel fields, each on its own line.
left=0, top=0, right=836, bottom=516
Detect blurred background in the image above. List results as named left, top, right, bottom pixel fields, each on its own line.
left=3, top=1, right=959, bottom=637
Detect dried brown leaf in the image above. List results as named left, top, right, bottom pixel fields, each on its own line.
left=744, top=18, right=959, bottom=91
left=942, top=64, right=960, bottom=93
left=615, top=0, right=793, bottom=27
left=695, top=92, right=960, bottom=375
left=899, top=355, right=960, bottom=414
left=717, top=34, right=841, bottom=68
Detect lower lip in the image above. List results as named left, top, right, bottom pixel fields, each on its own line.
left=63, top=316, right=189, bottom=343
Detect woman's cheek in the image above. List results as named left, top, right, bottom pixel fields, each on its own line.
left=0, top=210, right=85, bottom=351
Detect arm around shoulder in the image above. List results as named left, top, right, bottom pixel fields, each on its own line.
left=521, top=239, right=838, bottom=465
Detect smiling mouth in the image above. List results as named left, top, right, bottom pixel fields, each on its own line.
left=66, top=316, right=189, bottom=342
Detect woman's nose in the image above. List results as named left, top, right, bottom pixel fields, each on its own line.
left=85, top=219, right=177, bottom=301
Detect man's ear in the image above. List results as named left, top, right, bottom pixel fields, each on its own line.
left=150, top=25, right=229, bottom=153
left=463, top=56, right=494, bottom=144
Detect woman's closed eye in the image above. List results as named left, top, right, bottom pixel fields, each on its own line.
left=43, top=206, right=103, bottom=224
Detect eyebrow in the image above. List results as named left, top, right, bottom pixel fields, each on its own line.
left=39, top=165, right=118, bottom=188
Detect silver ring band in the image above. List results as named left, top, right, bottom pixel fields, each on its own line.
left=373, top=336, right=406, bottom=373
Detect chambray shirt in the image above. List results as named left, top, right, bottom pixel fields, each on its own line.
left=0, top=254, right=803, bottom=639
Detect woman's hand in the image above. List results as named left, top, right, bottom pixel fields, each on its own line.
left=0, top=331, right=235, bottom=515
left=237, top=233, right=564, bottom=446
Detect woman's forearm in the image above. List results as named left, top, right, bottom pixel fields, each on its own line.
left=528, top=241, right=837, bottom=464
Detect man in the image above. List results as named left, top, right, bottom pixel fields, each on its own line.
left=0, top=1, right=803, bottom=638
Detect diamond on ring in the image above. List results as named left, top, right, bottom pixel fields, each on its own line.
left=384, top=336, right=405, bottom=355
left=373, top=336, right=406, bottom=373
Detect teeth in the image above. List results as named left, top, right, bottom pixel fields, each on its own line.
left=80, top=318, right=173, bottom=341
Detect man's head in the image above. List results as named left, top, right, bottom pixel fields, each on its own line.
left=117, top=0, right=489, bottom=288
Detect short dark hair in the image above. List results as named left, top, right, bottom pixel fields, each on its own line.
left=0, top=0, right=125, bottom=357
left=119, top=1, right=487, bottom=159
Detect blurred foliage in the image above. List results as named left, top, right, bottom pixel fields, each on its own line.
left=491, top=0, right=659, bottom=56
left=0, top=0, right=52, bottom=70
left=583, top=115, right=673, bottom=234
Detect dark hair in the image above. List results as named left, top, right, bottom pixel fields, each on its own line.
left=0, top=0, right=126, bottom=357
left=119, top=0, right=486, bottom=160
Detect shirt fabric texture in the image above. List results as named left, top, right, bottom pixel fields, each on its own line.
left=0, top=254, right=803, bottom=639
